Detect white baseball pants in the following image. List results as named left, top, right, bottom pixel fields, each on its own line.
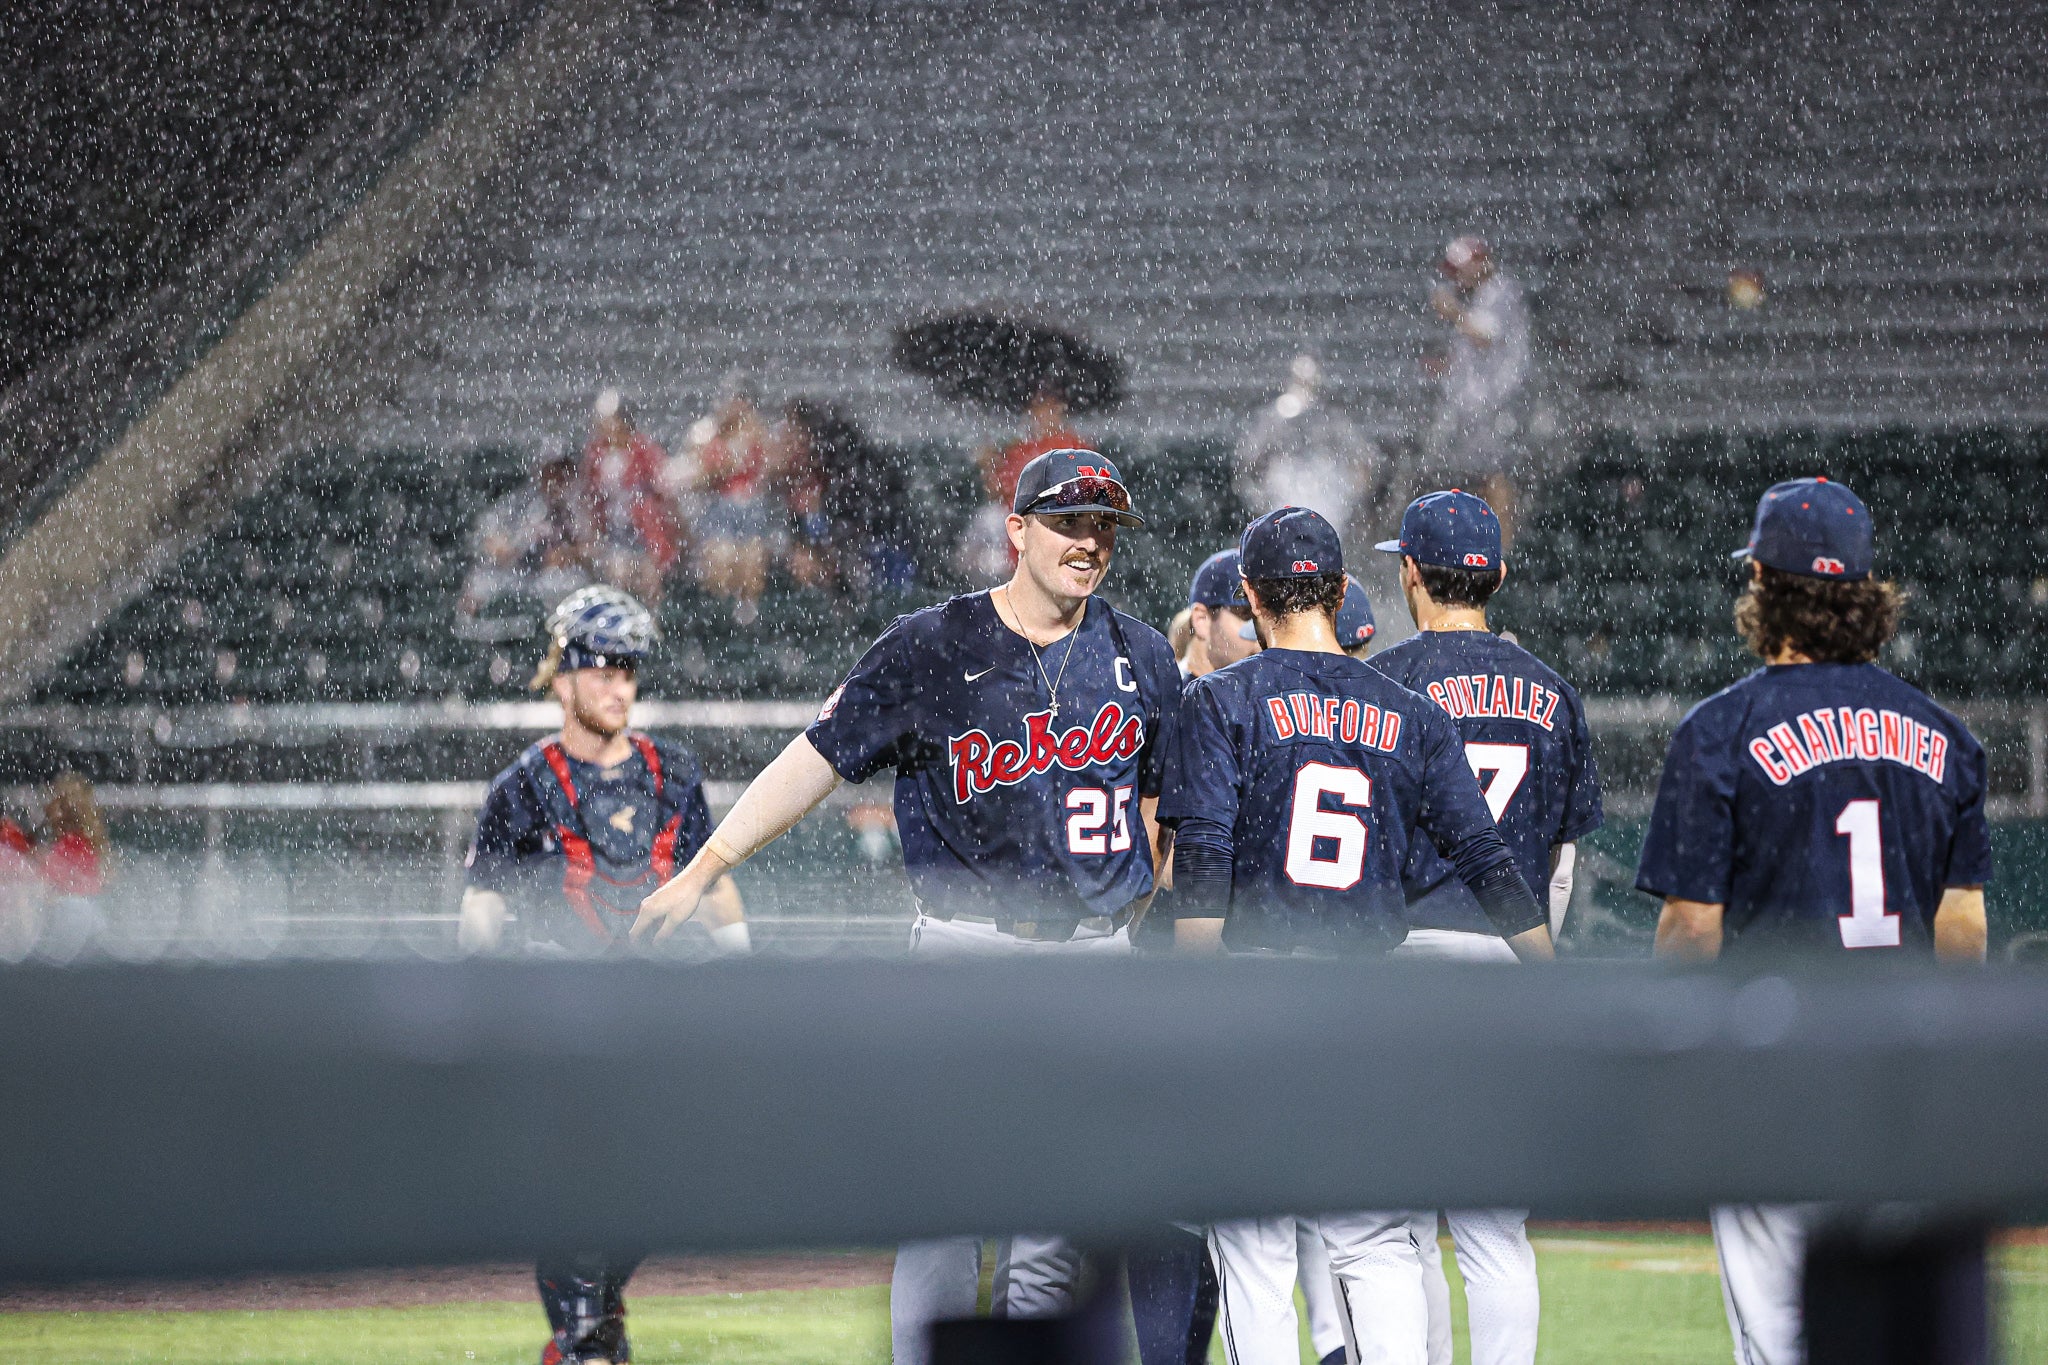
left=1296, top=1217, right=1349, bottom=1362
left=889, top=912, right=1129, bottom=1365
left=1389, top=927, right=1540, bottom=1365
left=1711, top=1203, right=1815, bottom=1365
left=1210, top=1213, right=1429, bottom=1365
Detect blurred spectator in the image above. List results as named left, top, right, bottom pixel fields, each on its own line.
left=983, top=382, right=1081, bottom=507
left=455, top=448, right=593, bottom=641
left=581, top=389, right=679, bottom=605
left=1234, top=354, right=1381, bottom=541
left=1425, top=235, right=1531, bottom=545
left=687, top=385, right=776, bottom=624
left=781, top=399, right=916, bottom=598
left=0, top=808, right=40, bottom=960
left=38, top=773, right=108, bottom=960
left=960, top=383, right=1081, bottom=582
left=775, top=401, right=835, bottom=592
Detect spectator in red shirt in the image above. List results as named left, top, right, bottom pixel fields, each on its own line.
left=959, top=384, right=1084, bottom=582
left=0, top=811, right=39, bottom=958
left=581, top=389, right=679, bottom=605
left=982, top=382, right=1080, bottom=506
left=37, top=773, right=109, bottom=959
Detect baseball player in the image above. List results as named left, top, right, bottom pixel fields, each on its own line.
left=1336, top=575, right=1377, bottom=657
left=1637, top=477, right=1989, bottom=1365
left=1129, top=548, right=1256, bottom=1365
left=1159, top=506, right=1554, bottom=1365
left=1368, top=490, right=1604, bottom=1365
left=459, top=585, right=747, bottom=1365
left=632, top=448, right=1182, bottom=1365
left=1184, top=548, right=1261, bottom=678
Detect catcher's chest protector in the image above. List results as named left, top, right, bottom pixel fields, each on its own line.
left=525, top=735, right=684, bottom=941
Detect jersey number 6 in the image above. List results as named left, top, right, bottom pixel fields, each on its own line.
left=1285, top=762, right=1373, bottom=890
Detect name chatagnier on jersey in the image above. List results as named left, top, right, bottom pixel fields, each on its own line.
left=1636, top=662, right=1991, bottom=958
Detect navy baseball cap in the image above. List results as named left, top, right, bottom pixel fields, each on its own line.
left=1012, top=448, right=1144, bottom=527
left=1336, top=575, right=1376, bottom=647
left=1374, top=489, right=1503, bottom=572
left=1731, top=477, right=1873, bottom=580
left=1188, top=549, right=1247, bottom=608
left=1240, top=506, right=1343, bottom=580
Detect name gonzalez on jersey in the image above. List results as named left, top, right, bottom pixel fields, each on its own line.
left=1420, top=673, right=1564, bottom=731
left=1747, top=705, right=1952, bottom=787
left=949, top=701, right=1146, bottom=804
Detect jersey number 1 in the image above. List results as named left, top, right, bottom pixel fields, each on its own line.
left=1834, top=798, right=1899, bottom=948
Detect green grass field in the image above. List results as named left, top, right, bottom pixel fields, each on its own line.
left=5, top=1231, right=2044, bottom=1363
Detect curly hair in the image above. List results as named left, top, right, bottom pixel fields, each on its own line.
left=1415, top=561, right=1504, bottom=610
left=1735, top=564, right=1906, bottom=664
left=1245, top=573, right=1348, bottom=621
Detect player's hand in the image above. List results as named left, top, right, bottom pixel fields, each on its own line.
left=633, top=872, right=708, bottom=943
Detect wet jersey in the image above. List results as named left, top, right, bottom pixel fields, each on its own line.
left=1372, top=630, right=1603, bottom=933
left=1158, top=647, right=1511, bottom=953
left=805, top=591, right=1181, bottom=927
left=466, top=733, right=714, bottom=951
left=1636, top=663, right=1992, bottom=959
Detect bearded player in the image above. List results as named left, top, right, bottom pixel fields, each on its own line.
left=1368, top=490, right=1603, bottom=1365
left=1160, top=506, right=1553, bottom=1365
left=1639, top=478, right=1989, bottom=1365
left=633, top=449, right=1181, bottom=1365
left=459, top=585, right=747, bottom=1365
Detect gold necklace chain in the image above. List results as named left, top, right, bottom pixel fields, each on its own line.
left=997, top=587, right=1082, bottom=719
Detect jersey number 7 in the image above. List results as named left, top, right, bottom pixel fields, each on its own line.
left=1463, top=742, right=1529, bottom=821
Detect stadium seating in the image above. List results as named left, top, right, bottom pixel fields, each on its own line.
left=33, top=429, right=2045, bottom=707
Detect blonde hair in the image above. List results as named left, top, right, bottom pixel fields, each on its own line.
left=45, top=772, right=109, bottom=859
left=1167, top=607, right=1194, bottom=660
left=530, top=638, right=565, bottom=691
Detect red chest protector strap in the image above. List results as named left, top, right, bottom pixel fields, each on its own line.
left=538, top=736, right=686, bottom=940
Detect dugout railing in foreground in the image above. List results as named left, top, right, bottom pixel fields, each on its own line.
left=0, top=954, right=2036, bottom=1363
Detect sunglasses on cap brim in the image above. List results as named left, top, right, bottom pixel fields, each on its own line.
left=1023, top=476, right=1146, bottom=527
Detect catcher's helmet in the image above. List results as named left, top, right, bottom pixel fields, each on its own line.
left=538, top=585, right=658, bottom=684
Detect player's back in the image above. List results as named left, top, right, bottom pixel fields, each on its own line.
left=1637, top=662, right=1990, bottom=958
left=1372, top=630, right=1602, bottom=932
left=1165, top=646, right=1479, bottom=953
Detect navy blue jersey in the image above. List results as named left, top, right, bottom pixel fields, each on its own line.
left=1636, top=663, right=1992, bottom=959
left=805, top=591, right=1181, bottom=926
left=1372, top=631, right=1604, bottom=933
left=467, top=733, right=714, bottom=950
left=1158, top=647, right=1506, bottom=953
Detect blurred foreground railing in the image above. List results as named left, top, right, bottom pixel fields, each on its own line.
left=2, top=956, right=2046, bottom=1281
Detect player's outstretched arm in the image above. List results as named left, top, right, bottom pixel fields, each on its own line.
left=1653, top=898, right=1723, bottom=961
left=633, top=734, right=843, bottom=941
left=1934, top=886, right=1987, bottom=963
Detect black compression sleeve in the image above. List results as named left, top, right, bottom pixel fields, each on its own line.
left=1448, top=827, right=1547, bottom=937
left=1173, top=838, right=1233, bottom=919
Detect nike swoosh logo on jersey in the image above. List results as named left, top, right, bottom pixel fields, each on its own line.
left=964, top=665, right=997, bottom=682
